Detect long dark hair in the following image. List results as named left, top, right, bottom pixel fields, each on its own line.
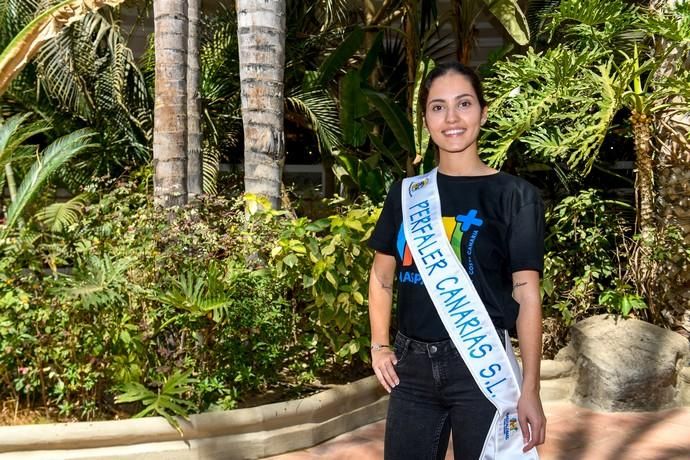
left=419, top=62, right=487, bottom=113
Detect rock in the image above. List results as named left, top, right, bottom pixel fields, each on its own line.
left=681, top=367, right=690, bottom=406
left=570, top=315, right=690, bottom=412
left=554, top=344, right=576, bottom=363
left=541, top=360, right=574, bottom=380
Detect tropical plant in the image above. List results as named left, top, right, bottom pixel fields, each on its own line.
left=0, top=113, right=97, bottom=236
left=115, top=370, right=197, bottom=432
left=0, top=0, right=152, bottom=181
left=0, top=0, right=126, bottom=95
left=271, top=196, right=379, bottom=362
left=541, top=189, right=644, bottom=352
left=485, top=0, right=690, bottom=331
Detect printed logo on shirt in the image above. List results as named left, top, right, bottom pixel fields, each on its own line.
left=397, top=209, right=483, bottom=284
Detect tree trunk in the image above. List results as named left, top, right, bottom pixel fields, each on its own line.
left=452, top=0, right=482, bottom=64
left=237, top=0, right=286, bottom=209
left=187, top=0, right=202, bottom=200
left=631, top=110, right=656, bottom=239
left=650, top=0, right=690, bottom=335
left=153, top=0, right=188, bottom=208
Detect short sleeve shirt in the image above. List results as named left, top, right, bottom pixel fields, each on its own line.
left=368, top=171, right=545, bottom=341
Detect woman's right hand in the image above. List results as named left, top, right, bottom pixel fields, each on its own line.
left=372, top=348, right=399, bottom=393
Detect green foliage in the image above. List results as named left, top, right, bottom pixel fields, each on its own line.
left=115, top=370, right=197, bottom=433
left=0, top=178, right=378, bottom=423
left=482, top=47, right=621, bottom=173
left=2, top=126, right=97, bottom=236
left=271, top=198, right=378, bottom=362
left=542, top=189, right=644, bottom=325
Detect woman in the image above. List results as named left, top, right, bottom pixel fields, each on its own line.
left=367, top=62, right=546, bottom=460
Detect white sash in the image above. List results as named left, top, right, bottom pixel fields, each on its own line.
left=401, top=168, right=538, bottom=460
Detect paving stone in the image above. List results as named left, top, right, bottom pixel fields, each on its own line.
left=262, top=403, right=690, bottom=460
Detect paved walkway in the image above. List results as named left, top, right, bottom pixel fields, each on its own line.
left=265, top=402, right=690, bottom=460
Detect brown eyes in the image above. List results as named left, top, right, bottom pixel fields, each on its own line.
left=430, top=101, right=472, bottom=111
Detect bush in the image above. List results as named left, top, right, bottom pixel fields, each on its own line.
left=269, top=196, right=378, bottom=363
left=541, top=189, right=646, bottom=354
left=1, top=181, right=369, bottom=421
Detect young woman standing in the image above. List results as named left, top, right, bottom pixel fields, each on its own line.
left=367, top=62, right=546, bottom=459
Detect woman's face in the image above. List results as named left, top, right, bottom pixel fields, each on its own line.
left=423, top=72, right=487, bottom=158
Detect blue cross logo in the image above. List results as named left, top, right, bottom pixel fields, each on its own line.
left=456, top=209, right=483, bottom=231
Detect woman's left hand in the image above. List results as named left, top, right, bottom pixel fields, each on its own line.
left=517, top=389, right=546, bottom=452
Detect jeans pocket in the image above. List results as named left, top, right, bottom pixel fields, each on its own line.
left=394, top=343, right=409, bottom=367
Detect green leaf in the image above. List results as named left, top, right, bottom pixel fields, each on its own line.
left=481, top=0, right=530, bottom=46
left=318, top=26, right=364, bottom=86
left=305, top=219, right=330, bottom=232
left=303, top=274, right=316, bottom=288
left=340, top=71, right=369, bottom=147
left=363, top=89, right=415, bottom=153
left=283, top=254, right=298, bottom=268
left=359, top=31, right=383, bottom=80
left=3, top=128, right=97, bottom=236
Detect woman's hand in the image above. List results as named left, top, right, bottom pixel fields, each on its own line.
left=517, top=389, right=546, bottom=452
left=371, top=348, right=399, bottom=393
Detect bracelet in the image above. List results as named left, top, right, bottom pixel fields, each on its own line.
left=370, top=343, right=391, bottom=352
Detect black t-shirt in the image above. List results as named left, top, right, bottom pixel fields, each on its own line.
left=368, top=171, right=545, bottom=341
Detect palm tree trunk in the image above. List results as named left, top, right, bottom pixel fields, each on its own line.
left=631, top=111, right=655, bottom=239
left=650, top=0, right=690, bottom=334
left=153, top=0, right=188, bottom=208
left=237, top=0, right=286, bottom=210
left=451, top=0, right=482, bottom=64
left=187, top=0, right=202, bottom=200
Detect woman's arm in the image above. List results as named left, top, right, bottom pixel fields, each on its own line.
left=513, top=269, right=546, bottom=452
left=368, top=251, right=399, bottom=393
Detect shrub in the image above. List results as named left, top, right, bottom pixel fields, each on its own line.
left=541, top=189, right=646, bottom=354
left=0, top=180, right=378, bottom=422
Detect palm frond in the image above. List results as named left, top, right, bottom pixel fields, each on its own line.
left=29, top=9, right=151, bottom=171
left=0, top=113, right=32, bottom=166
left=34, top=192, right=90, bottom=232
left=0, top=0, right=127, bottom=96
left=286, top=89, right=342, bottom=154
left=0, top=0, right=42, bottom=49
left=202, top=143, right=220, bottom=195
left=3, top=128, right=97, bottom=234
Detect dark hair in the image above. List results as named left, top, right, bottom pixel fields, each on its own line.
left=419, top=62, right=487, bottom=113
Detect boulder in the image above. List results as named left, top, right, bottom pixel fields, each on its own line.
left=570, top=315, right=690, bottom=411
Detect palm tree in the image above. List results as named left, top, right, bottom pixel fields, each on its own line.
left=647, top=0, right=690, bottom=333
left=236, top=0, right=286, bottom=209
left=0, top=0, right=151, bottom=182
left=451, top=0, right=530, bottom=64
left=0, top=114, right=96, bottom=236
left=483, top=0, right=690, bottom=329
left=153, top=0, right=188, bottom=208
left=187, top=0, right=202, bottom=200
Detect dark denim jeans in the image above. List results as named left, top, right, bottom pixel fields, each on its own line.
left=384, top=331, right=502, bottom=460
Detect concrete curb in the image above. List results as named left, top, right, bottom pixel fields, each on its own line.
left=3, top=359, right=677, bottom=459
left=0, top=376, right=388, bottom=460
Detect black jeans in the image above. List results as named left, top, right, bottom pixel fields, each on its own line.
left=384, top=331, right=501, bottom=460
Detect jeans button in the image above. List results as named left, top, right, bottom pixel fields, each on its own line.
left=429, top=345, right=437, bottom=354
